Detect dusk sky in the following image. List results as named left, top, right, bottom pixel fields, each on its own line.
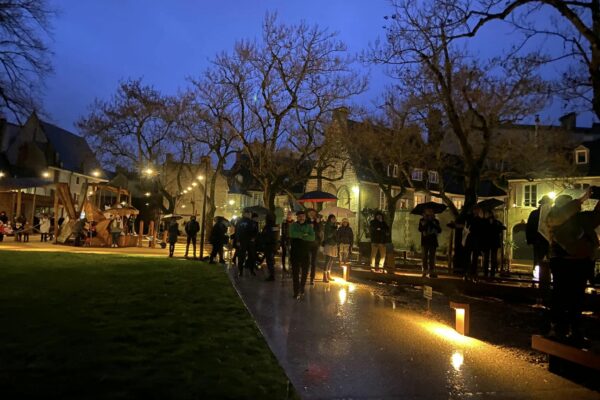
left=42, top=0, right=589, bottom=131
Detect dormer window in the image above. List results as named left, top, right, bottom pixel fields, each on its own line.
left=428, top=171, right=439, bottom=184
left=387, top=164, right=399, bottom=177
left=411, top=168, right=423, bottom=181
left=575, top=148, right=588, bottom=165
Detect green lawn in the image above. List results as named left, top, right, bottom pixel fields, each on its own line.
left=0, top=251, right=294, bottom=399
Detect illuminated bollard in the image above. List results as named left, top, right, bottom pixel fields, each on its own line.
left=342, top=265, right=349, bottom=282
left=450, top=301, right=470, bottom=336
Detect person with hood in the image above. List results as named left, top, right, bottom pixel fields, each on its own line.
left=184, top=216, right=200, bottom=259
left=369, top=212, right=390, bottom=272
left=545, top=189, right=600, bottom=347
left=322, top=214, right=338, bottom=283
left=526, top=195, right=551, bottom=270
left=337, top=218, right=354, bottom=264
left=419, top=207, right=442, bottom=278
left=289, top=210, right=315, bottom=299
left=209, top=216, right=228, bottom=264
left=167, top=218, right=180, bottom=257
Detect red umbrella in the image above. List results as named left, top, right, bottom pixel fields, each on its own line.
left=297, top=191, right=337, bottom=203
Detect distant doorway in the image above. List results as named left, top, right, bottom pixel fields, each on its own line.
left=512, top=223, right=533, bottom=260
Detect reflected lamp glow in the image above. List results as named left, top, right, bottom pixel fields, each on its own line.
left=451, top=351, right=464, bottom=371
left=450, top=302, right=470, bottom=336
left=338, top=287, right=347, bottom=305
left=419, top=321, right=479, bottom=347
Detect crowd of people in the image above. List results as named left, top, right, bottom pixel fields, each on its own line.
left=0, top=211, right=59, bottom=243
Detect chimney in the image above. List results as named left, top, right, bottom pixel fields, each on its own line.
left=559, top=112, right=577, bottom=130
left=333, top=106, right=349, bottom=133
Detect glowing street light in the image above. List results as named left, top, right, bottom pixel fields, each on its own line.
left=187, top=186, right=192, bottom=191
left=192, top=182, right=198, bottom=187
left=548, top=191, right=557, bottom=200
left=228, top=199, right=235, bottom=206
left=145, top=192, right=151, bottom=197
left=91, top=169, right=101, bottom=177
left=0, top=171, right=5, bottom=178
left=352, top=185, right=360, bottom=195
left=197, top=175, right=204, bottom=181
left=450, top=302, right=470, bottom=336
left=42, top=171, right=51, bottom=178
left=144, top=167, right=155, bottom=176
left=183, top=190, right=188, bottom=194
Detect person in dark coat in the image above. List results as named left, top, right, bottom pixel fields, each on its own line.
left=481, top=211, right=506, bottom=278
left=0, top=211, right=7, bottom=242
left=184, top=216, right=200, bottom=258
left=336, top=218, right=354, bottom=264
left=419, top=207, right=441, bottom=278
left=369, top=212, right=390, bottom=271
left=322, top=214, right=338, bottom=283
left=306, top=209, right=322, bottom=285
left=235, top=209, right=259, bottom=277
left=526, top=195, right=551, bottom=269
left=280, top=212, right=294, bottom=272
left=261, top=213, right=279, bottom=281
left=545, top=191, right=600, bottom=348
left=209, top=216, right=228, bottom=264
left=464, top=207, right=485, bottom=282
left=167, top=218, right=180, bottom=257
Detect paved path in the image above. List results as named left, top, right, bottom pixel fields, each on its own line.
left=229, top=268, right=599, bottom=400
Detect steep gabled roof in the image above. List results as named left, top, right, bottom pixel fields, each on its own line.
left=40, top=120, right=101, bottom=174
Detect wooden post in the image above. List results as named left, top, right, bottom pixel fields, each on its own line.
left=15, top=189, right=22, bottom=217
left=148, top=220, right=155, bottom=248
left=30, top=190, right=37, bottom=229
left=138, top=220, right=144, bottom=247
left=448, top=228, right=454, bottom=273
left=53, top=187, right=59, bottom=243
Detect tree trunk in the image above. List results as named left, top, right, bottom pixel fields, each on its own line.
left=263, top=183, right=276, bottom=212
left=591, top=0, right=600, bottom=119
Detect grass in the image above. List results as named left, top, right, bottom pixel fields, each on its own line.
left=0, top=251, right=294, bottom=399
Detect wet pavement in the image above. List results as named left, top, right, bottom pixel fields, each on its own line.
left=229, top=268, right=599, bottom=400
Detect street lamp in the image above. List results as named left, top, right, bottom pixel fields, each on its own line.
left=197, top=175, right=204, bottom=181
left=192, top=182, right=197, bottom=187
left=144, top=167, right=155, bottom=176
left=228, top=199, right=235, bottom=206
left=0, top=171, right=4, bottom=178
left=91, top=169, right=101, bottom=177
left=145, top=192, right=151, bottom=197
left=42, top=171, right=50, bottom=178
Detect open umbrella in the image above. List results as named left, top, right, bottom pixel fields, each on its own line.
left=411, top=202, right=447, bottom=215
left=320, top=205, right=355, bottom=218
left=297, top=191, right=337, bottom=203
left=243, top=205, right=269, bottom=216
left=477, top=198, right=505, bottom=211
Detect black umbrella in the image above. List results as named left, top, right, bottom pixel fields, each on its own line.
left=476, top=198, right=505, bottom=211
left=411, top=202, right=447, bottom=215
left=243, top=205, right=270, bottom=219
left=297, top=191, right=337, bottom=203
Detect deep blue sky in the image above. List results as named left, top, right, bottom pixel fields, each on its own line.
left=42, top=0, right=589, bottom=131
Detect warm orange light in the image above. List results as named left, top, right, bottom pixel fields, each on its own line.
left=450, top=302, right=470, bottom=336
left=342, top=265, right=349, bottom=281
left=451, top=351, right=464, bottom=371
left=419, top=321, right=479, bottom=347
left=338, top=287, right=347, bottom=305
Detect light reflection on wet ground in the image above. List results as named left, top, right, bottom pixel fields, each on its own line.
left=230, top=268, right=598, bottom=399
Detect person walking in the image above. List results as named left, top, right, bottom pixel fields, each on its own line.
left=0, top=211, right=8, bottom=242
left=418, top=207, right=441, bottom=278
left=209, top=216, right=228, bottom=264
left=545, top=190, right=600, bottom=348
left=322, top=214, right=338, bottom=283
left=184, top=216, right=200, bottom=259
left=235, top=209, right=259, bottom=277
left=337, top=218, right=354, bottom=264
left=482, top=211, right=506, bottom=278
left=369, top=212, right=390, bottom=272
left=167, top=218, right=180, bottom=257
left=526, top=195, right=551, bottom=270
left=306, top=209, right=322, bottom=285
left=261, top=213, right=279, bottom=281
left=289, top=210, right=315, bottom=299
left=39, top=214, right=51, bottom=242
left=280, top=212, right=294, bottom=272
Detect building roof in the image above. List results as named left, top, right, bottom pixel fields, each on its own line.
left=39, top=120, right=101, bottom=175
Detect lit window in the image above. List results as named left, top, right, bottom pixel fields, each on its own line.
left=414, top=193, right=426, bottom=205
left=393, top=164, right=399, bottom=178
left=575, top=149, right=588, bottom=164
left=411, top=168, right=423, bottom=181
left=379, top=189, right=388, bottom=210
left=524, top=184, right=538, bottom=207
left=452, top=197, right=463, bottom=210
left=428, top=171, right=439, bottom=184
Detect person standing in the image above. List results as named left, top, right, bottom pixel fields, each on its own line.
left=184, top=216, right=200, bottom=259
left=109, top=216, right=122, bottom=248
left=280, top=212, right=294, bottom=272
left=39, top=214, right=51, bottom=242
left=337, top=218, right=354, bottom=264
left=261, top=213, right=279, bottom=281
left=289, top=210, right=315, bottom=299
left=322, top=214, right=338, bottom=283
left=369, top=212, right=390, bottom=272
left=306, top=209, right=322, bottom=285
left=482, top=211, right=506, bottom=278
left=209, top=217, right=228, bottom=264
left=0, top=211, right=8, bottom=242
left=464, top=207, right=485, bottom=282
left=167, top=218, right=180, bottom=257
left=235, top=209, right=259, bottom=277
left=419, top=208, right=441, bottom=278
left=526, top=195, right=551, bottom=270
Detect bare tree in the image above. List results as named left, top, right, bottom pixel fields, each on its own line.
left=370, top=0, right=548, bottom=216
left=0, top=0, right=54, bottom=120
left=209, top=14, right=366, bottom=211
left=445, top=0, right=600, bottom=119
left=78, top=78, right=188, bottom=213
